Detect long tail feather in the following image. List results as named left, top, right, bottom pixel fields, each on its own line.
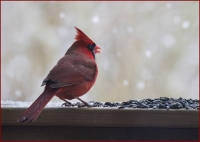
left=17, top=85, right=60, bottom=122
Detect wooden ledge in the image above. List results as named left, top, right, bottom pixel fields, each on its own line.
left=2, top=107, right=198, bottom=128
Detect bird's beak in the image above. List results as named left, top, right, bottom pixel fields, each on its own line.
left=94, top=45, right=101, bottom=54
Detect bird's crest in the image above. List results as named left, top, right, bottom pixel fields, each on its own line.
left=75, top=27, right=94, bottom=44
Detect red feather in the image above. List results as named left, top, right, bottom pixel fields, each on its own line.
left=17, top=27, right=101, bottom=122
left=75, top=27, right=94, bottom=44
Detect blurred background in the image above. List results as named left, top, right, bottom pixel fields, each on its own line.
left=2, top=1, right=199, bottom=103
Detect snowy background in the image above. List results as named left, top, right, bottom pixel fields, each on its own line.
left=2, top=1, right=199, bottom=103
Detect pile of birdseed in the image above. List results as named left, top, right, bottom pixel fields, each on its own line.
left=63, top=97, right=199, bottom=110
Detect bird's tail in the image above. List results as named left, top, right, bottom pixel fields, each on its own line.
left=17, top=84, right=60, bottom=122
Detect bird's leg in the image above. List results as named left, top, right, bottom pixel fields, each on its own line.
left=76, top=97, right=92, bottom=107
left=61, top=99, right=74, bottom=107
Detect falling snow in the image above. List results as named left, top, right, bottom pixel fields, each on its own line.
left=127, top=26, right=133, bottom=33
left=57, top=27, right=68, bottom=37
left=145, top=3, right=155, bottom=11
left=92, top=16, right=100, bottom=24
left=112, top=27, right=118, bottom=34
left=182, top=21, right=190, bottom=29
left=59, top=12, right=65, bottom=19
left=173, top=16, right=181, bottom=25
left=137, top=81, right=145, bottom=90
left=166, top=3, right=172, bottom=9
left=6, top=55, right=30, bottom=80
left=162, top=34, right=176, bottom=48
left=116, top=51, right=121, bottom=58
left=144, top=50, right=152, bottom=58
left=141, top=69, right=152, bottom=80
left=15, top=90, right=22, bottom=97
left=123, top=79, right=129, bottom=86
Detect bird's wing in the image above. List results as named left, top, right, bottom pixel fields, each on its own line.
left=42, top=55, right=97, bottom=88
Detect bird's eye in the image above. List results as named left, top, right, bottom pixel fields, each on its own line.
left=87, top=43, right=96, bottom=52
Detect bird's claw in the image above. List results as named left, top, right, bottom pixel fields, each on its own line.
left=61, top=102, right=74, bottom=107
left=62, top=101, right=93, bottom=108
left=78, top=103, right=92, bottom=108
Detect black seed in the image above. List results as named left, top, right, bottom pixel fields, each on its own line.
left=183, top=101, right=189, bottom=105
left=105, top=102, right=113, bottom=106
left=153, top=106, right=157, bottom=109
left=104, top=102, right=111, bottom=105
left=130, top=104, right=138, bottom=108
left=145, top=100, right=152, bottom=104
left=153, top=100, right=161, bottom=103
left=160, top=97, right=169, bottom=101
left=189, top=99, right=193, bottom=104
left=146, top=98, right=153, bottom=102
left=149, top=104, right=154, bottom=108
left=118, top=106, right=125, bottom=109
left=139, top=103, right=149, bottom=108
left=88, top=101, right=94, bottom=106
left=139, top=101, right=147, bottom=105
left=122, top=105, right=129, bottom=108
left=189, top=104, right=197, bottom=109
left=122, top=102, right=131, bottom=105
left=67, top=98, right=199, bottom=109
left=158, top=103, right=166, bottom=108
left=176, top=102, right=183, bottom=108
left=129, top=100, right=136, bottom=102
left=113, top=102, right=120, bottom=107
left=170, top=98, right=178, bottom=101
left=128, top=105, right=133, bottom=108
left=177, top=102, right=183, bottom=108
left=129, top=100, right=139, bottom=104
left=75, top=102, right=82, bottom=105
left=166, top=106, right=170, bottom=110
left=185, top=106, right=191, bottom=109
left=181, top=103, right=185, bottom=107
left=177, top=100, right=185, bottom=107
left=95, top=102, right=103, bottom=106
left=170, top=103, right=180, bottom=109
left=165, top=103, right=169, bottom=106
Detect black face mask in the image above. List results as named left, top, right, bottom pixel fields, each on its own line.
left=87, top=43, right=96, bottom=59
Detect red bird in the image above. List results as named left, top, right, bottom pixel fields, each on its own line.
left=18, top=27, right=101, bottom=122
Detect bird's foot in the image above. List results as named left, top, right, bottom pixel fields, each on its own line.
left=61, top=99, right=74, bottom=107
left=61, top=102, right=73, bottom=107
left=77, top=102, right=92, bottom=108
left=76, top=97, right=93, bottom=108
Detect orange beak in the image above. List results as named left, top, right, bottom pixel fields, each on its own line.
left=94, top=45, right=101, bottom=54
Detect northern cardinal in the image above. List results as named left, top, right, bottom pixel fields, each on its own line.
left=17, top=27, right=101, bottom=122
